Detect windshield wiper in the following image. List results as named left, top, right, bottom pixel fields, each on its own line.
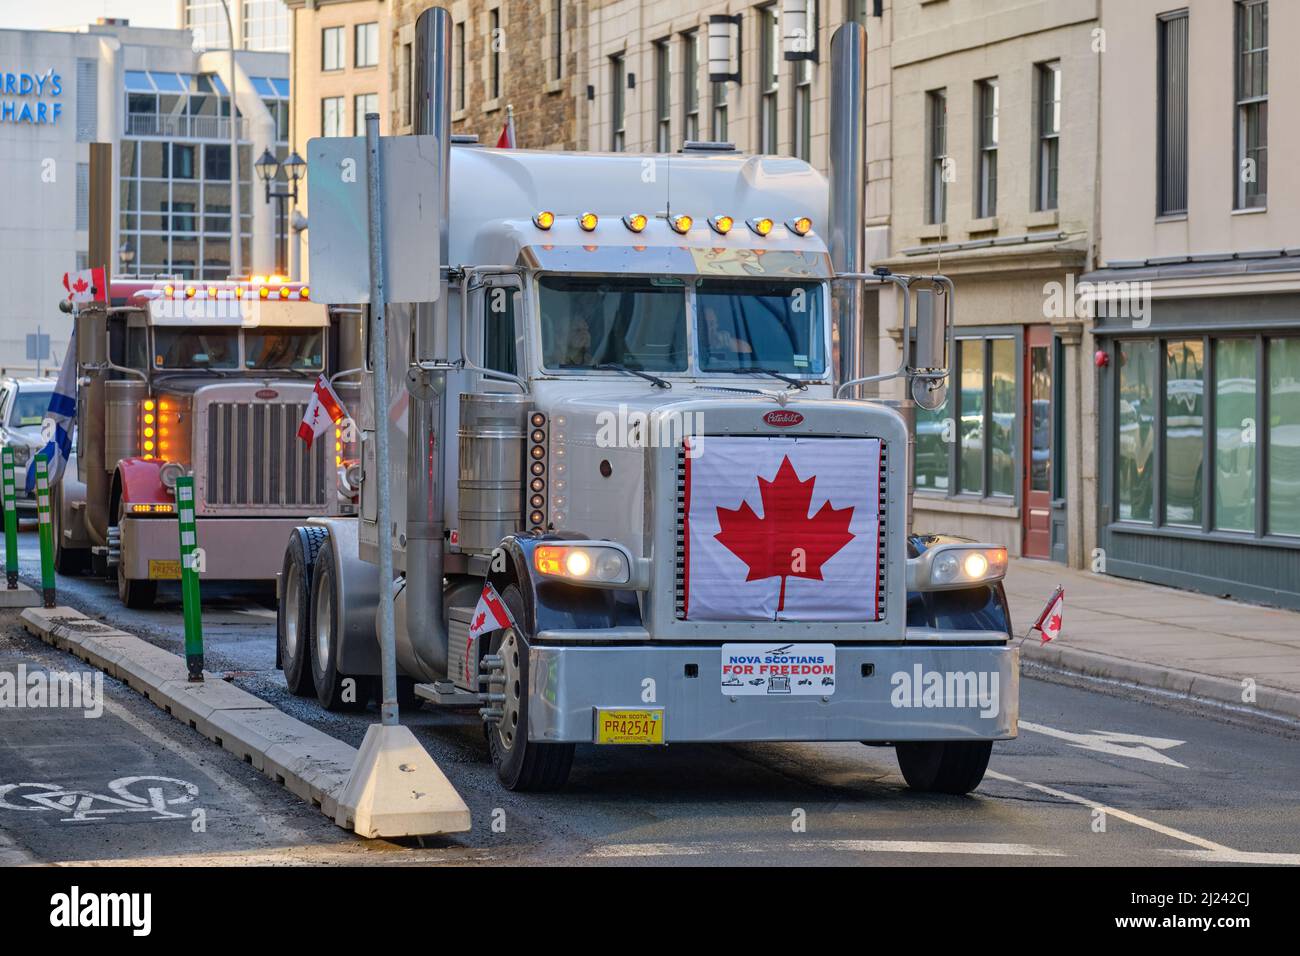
left=596, top=363, right=672, bottom=389
left=718, top=367, right=808, bottom=390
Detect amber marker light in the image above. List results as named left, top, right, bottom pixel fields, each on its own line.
left=578, top=212, right=599, bottom=231
left=670, top=214, right=693, bottom=234
left=533, top=210, right=555, bottom=230
left=709, top=215, right=734, bottom=235
left=747, top=217, right=774, bottom=237
left=788, top=216, right=813, bottom=236
left=623, top=213, right=648, bottom=233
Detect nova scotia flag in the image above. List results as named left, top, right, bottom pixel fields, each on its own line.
left=26, top=330, right=77, bottom=493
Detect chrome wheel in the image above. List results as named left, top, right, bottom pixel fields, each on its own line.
left=314, top=577, right=331, bottom=672
left=283, top=569, right=301, bottom=660
left=494, top=629, right=523, bottom=753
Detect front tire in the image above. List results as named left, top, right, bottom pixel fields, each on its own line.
left=278, top=527, right=326, bottom=696
left=308, top=537, right=366, bottom=711
left=895, top=740, right=992, bottom=795
left=114, top=500, right=156, bottom=610
left=484, top=584, right=574, bottom=791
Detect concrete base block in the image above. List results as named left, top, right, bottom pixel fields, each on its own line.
left=334, top=723, right=472, bottom=838
left=0, top=583, right=40, bottom=608
left=156, top=677, right=275, bottom=737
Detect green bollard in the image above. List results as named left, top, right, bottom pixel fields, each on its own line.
left=175, top=476, right=204, bottom=681
left=34, top=454, right=55, bottom=608
left=2, top=447, right=18, bottom=590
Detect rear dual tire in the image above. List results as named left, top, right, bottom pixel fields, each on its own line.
left=278, top=527, right=328, bottom=697
left=308, top=536, right=368, bottom=712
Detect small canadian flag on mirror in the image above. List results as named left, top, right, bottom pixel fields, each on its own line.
left=1034, top=585, right=1065, bottom=644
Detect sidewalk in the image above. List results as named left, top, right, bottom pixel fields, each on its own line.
left=1004, top=558, right=1300, bottom=722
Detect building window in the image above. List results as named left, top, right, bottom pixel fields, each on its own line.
left=758, top=5, right=779, bottom=153
left=489, top=8, right=502, bottom=101
left=682, top=30, right=700, bottom=143
left=793, top=59, right=812, bottom=161
left=1117, top=339, right=1157, bottom=522
left=1269, top=339, right=1300, bottom=535
left=976, top=79, right=998, bottom=219
left=184, top=0, right=231, bottom=49
left=1215, top=338, right=1257, bottom=532
left=1234, top=0, right=1268, bottom=209
left=711, top=81, right=728, bottom=142
left=322, top=26, right=345, bottom=72
left=402, top=42, right=413, bottom=125
left=453, top=22, right=466, bottom=112
left=1157, top=11, right=1189, bottom=216
left=355, top=22, right=379, bottom=68
left=322, top=96, right=345, bottom=137
left=917, top=333, right=1017, bottom=498
left=1036, top=61, right=1061, bottom=211
left=927, top=89, right=947, bottom=225
left=611, top=54, right=626, bottom=151
left=1164, top=339, right=1205, bottom=527
left=549, top=0, right=563, bottom=83
left=354, top=93, right=378, bottom=135
left=241, top=0, right=289, bottom=52
left=847, top=0, right=878, bottom=23
left=655, top=40, right=671, bottom=152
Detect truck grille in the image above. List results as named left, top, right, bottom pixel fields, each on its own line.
left=202, top=401, right=328, bottom=512
left=675, top=438, right=888, bottom=621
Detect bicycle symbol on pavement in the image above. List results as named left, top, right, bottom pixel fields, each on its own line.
left=0, top=775, right=200, bottom=822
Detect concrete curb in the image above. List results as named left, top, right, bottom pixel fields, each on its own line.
left=1021, top=639, right=1300, bottom=723
left=19, top=605, right=361, bottom=830
left=0, top=582, right=41, bottom=608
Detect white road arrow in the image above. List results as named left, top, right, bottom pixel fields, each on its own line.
left=1019, top=721, right=1188, bottom=768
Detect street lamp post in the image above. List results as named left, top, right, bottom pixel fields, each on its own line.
left=255, top=149, right=306, bottom=276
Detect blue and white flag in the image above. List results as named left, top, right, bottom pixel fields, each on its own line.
left=26, top=329, right=77, bottom=493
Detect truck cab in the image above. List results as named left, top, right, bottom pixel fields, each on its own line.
left=58, top=278, right=360, bottom=607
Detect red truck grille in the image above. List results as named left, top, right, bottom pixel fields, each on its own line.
left=202, top=401, right=329, bottom=512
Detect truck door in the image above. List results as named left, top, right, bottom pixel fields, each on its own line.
left=478, top=275, right=525, bottom=384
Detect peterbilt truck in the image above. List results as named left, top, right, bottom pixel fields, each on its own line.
left=277, top=9, right=1019, bottom=794
left=56, top=277, right=361, bottom=608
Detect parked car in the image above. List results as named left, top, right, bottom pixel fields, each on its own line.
left=0, top=377, right=55, bottom=513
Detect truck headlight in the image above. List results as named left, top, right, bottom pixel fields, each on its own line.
left=533, top=543, right=631, bottom=586
left=908, top=544, right=1008, bottom=591
left=159, top=461, right=186, bottom=490
left=12, top=444, right=31, bottom=467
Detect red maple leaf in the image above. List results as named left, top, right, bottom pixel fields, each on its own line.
left=1048, top=614, right=1062, bottom=632
left=72, top=276, right=88, bottom=295
left=714, top=455, right=855, bottom=612
left=472, top=610, right=486, bottom=632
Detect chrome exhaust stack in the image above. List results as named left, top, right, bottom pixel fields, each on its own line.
left=828, top=22, right=868, bottom=393
left=399, top=4, right=453, bottom=678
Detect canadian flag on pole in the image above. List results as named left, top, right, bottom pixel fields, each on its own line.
left=1033, top=585, right=1065, bottom=644
left=495, top=104, right=517, bottom=148
left=468, top=581, right=514, bottom=639
left=297, top=374, right=348, bottom=448
left=62, top=267, right=107, bottom=303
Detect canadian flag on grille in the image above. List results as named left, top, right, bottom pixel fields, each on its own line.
left=297, top=374, right=347, bottom=448
left=683, top=436, right=882, bottom=622
left=468, top=581, right=514, bottom=639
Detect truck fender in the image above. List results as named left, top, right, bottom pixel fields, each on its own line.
left=906, top=534, right=1012, bottom=633
left=115, top=457, right=171, bottom=507
left=305, top=517, right=382, bottom=675
left=487, top=535, right=643, bottom=637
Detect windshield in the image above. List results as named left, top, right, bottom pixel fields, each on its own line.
left=10, top=391, right=52, bottom=427
left=153, top=328, right=239, bottom=369
left=244, top=329, right=324, bottom=370
left=539, top=275, right=687, bottom=372
left=695, top=278, right=826, bottom=375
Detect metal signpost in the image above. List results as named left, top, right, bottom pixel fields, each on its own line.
left=2, top=447, right=18, bottom=589
left=175, top=476, right=205, bottom=681
left=34, top=454, right=55, bottom=608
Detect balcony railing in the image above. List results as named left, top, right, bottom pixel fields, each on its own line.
left=125, top=114, right=249, bottom=140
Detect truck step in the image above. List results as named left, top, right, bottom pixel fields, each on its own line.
left=414, top=680, right=480, bottom=707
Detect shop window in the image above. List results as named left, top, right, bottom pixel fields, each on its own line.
left=1117, top=339, right=1157, bottom=522
left=914, top=399, right=949, bottom=492
left=1164, top=339, right=1204, bottom=527
left=1269, top=338, right=1300, bottom=535
left=1214, top=338, right=1256, bottom=532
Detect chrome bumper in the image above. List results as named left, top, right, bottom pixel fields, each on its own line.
left=527, top=642, right=1019, bottom=744
left=119, top=515, right=306, bottom=580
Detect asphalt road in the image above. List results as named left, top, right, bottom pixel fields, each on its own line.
left=3, top=527, right=1299, bottom=866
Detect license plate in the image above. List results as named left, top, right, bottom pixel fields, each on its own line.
left=721, top=642, right=837, bottom=696
left=148, top=559, right=182, bottom=580
left=595, top=708, right=665, bottom=745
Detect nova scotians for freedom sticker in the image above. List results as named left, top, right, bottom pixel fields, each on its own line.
left=720, top=643, right=836, bottom=696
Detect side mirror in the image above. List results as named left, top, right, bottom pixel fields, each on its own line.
left=910, top=281, right=951, bottom=411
